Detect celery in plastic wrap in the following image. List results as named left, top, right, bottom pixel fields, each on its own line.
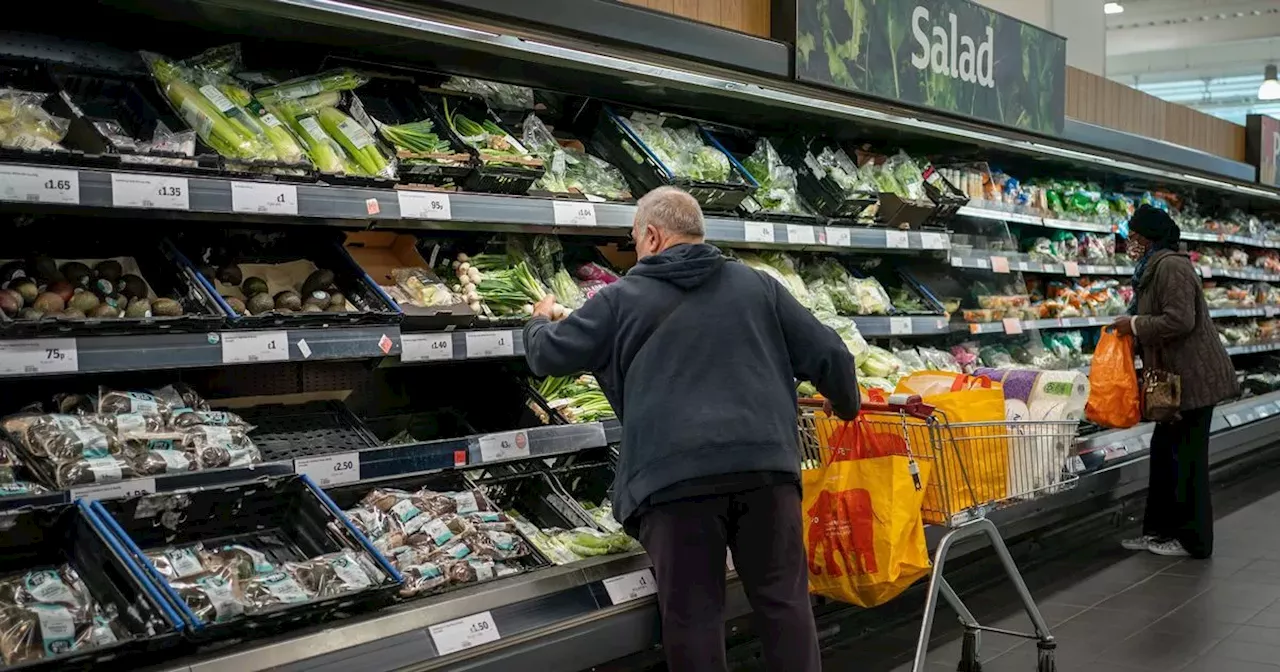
left=442, top=99, right=534, bottom=167
left=523, top=114, right=629, bottom=201
left=0, top=90, right=69, bottom=151
left=816, top=312, right=869, bottom=364
left=258, top=70, right=396, bottom=178
left=142, top=46, right=303, bottom=165
left=741, top=138, right=808, bottom=215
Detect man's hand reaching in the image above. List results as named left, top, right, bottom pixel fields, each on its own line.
left=532, top=294, right=560, bottom=321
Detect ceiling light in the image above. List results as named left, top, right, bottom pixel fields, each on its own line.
left=1260, top=65, right=1280, bottom=101
left=1104, top=2, right=1124, bottom=14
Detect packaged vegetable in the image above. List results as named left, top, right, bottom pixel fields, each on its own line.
left=620, top=113, right=733, bottom=183
left=740, top=138, right=808, bottom=215
left=0, top=90, right=70, bottom=152
left=523, top=114, right=629, bottom=201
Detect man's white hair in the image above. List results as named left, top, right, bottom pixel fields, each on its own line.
left=635, top=186, right=705, bottom=238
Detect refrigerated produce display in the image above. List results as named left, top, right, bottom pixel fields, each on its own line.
left=0, top=2, right=1278, bottom=670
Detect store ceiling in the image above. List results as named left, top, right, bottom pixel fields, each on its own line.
left=1106, top=0, right=1280, bottom=121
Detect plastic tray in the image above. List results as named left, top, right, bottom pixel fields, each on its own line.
left=0, top=502, right=183, bottom=671
left=418, top=90, right=544, bottom=195
left=170, top=228, right=402, bottom=329
left=48, top=65, right=220, bottom=173
left=0, top=238, right=227, bottom=338
left=589, top=105, right=757, bottom=212
left=233, top=400, right=380, bottom=463
left=325, top=470, right=552, bottom=599
left=92, top=475, right=401, bottom=641
left=777, top=136, right=877, bottom=220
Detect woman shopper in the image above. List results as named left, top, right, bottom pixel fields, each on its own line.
left=1113, top=204, right=1239, bottom=559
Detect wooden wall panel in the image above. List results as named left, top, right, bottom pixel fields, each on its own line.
left=620, top=0, right=770, bottom=38
left=1065, top=67, right=1245, bottom=162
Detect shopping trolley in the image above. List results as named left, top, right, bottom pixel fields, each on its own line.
left=799, top=394, right=1081, bottom=672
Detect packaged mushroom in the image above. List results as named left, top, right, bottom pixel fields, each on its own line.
left=97, top=388, right=173, bottom=417
left=169, top=410, right=252, bottom=430
left=145, top=544, right=208, bottom=581
left=284, top=551, right=377, bottom=599
left=183, top=426, right=262, bottom=469
left=0, top=565, right=121, bottom=666
left=25, top=417, right=119, bottom=463
left=168, top=571, right=244, bottom=625
left=241, top=570, right=313, bottom=613
left=122, top=433, right=199, bottom=475
left=55, top=456, right=137, bottom=488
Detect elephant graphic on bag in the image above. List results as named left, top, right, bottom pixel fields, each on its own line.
left=807, top=487, right=880, bottom=578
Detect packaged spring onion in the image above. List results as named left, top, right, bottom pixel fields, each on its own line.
left=141, top=45, right=306, bottom=165
left=256, top=69, right=396, bottom=179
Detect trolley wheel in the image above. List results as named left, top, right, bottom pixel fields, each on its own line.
left=956, top=629, right=982, bottom=672
left=1035, top=640, right=1056, bottom=672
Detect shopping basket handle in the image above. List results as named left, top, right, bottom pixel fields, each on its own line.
left=798, top=394, right=935, bottom=419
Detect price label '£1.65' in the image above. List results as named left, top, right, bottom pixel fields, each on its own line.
left=0, top=166, right=79, bottom=205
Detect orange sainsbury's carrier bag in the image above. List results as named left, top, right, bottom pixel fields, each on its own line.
left=803, top=412, right=932, bottom=608
left=1085, top=327, right=1141, bottom=429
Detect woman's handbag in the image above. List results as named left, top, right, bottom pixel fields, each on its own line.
left=1142, top=349, right=1182, bottom=423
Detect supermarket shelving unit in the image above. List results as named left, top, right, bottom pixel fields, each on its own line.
left=0, top=1, right=1279, bottom=671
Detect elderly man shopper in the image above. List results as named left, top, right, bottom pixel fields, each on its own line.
left=523, top=186, right=860, bottom=672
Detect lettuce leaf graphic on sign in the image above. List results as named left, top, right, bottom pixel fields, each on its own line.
left=796, top=0, right=1065, bottom=134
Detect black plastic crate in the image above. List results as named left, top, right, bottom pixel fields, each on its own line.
left=0, top=238, right=227, bottom=338
left=589, top=105, right=757, bottom=212
left=0, top=58, right=114, bottom=169
left=233, top=400, right=379, bottom=462
left=419, top=90, right=543, bottom=195
left=0, top=502, right=183, bottom=670
left=344, top=77, right=476, bottom=188
left=170, top=228, right=402, bottom=328
left=325, top=470, right=552, bottom=598
left=777, top=136, right=876, bottom=220
left=854, top=153, right=968, bottom=229
left=702, top=128, right=820, bottom=223
left=47, top=65, right=220, bottom=174
left=92, top=475, right=401, bottom=640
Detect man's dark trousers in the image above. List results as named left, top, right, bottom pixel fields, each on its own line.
left=638, top=484, right=820, bottom=672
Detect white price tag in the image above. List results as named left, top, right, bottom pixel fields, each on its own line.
left=1139, top=433, right=1152, bottom=448
left=1258, top=403, right=1279, bottom=418
left=1226, top=413, right=1243, bottom=427
left=744, top=222, right=774, bottom=243
left=990, top=256, right=1010, bottom=274
left=1063, top=261, right=1081, bottom=277
left=221, top=331, right=289, bottom=364
left=920, top=232, right=948, bottom=249
left=1200, top=265, right=1213, bottom=279
left=465, top=331, right=514, bottom=358
left=402, top=333, right=454, bottom=362
left=603, top=569, right=658, bottom=605
left=429, top=611, right=500, bottom=655
left=230, top=181, right=298, bottom=215
left=294, top=452, right=360, bottom=487
left=885, top=230, right=910, bottom=249
left=975, top=258, right=991, bottom=270
left=478, top=430, right=530, bottom=463
left=398, top=191, right=452, bottom=220
left=785, top=225, right=816, bottom=245
left=826, top=227, right=852, bottom=247
left=0, top=166, right=79, bottom=205
left=1002, top=318, right=1023, bottom=335
left=889, top=317, right=913, bottom=335
left=1015, top=261, right=1030, bottom=272
left=553, top=200, right=597, bottom=227
left=111, top=173, right=190, bottom=210
left=0, top=339, right=78, bottom=376
left=72, top=478, right=156, bottom=502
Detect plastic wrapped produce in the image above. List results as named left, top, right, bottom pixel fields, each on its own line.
left=815, top=146, right=875, bottom=198
left=0, top=90, right=70, bottom=152
left=285, top=551, right=375, bottom=599
left=859, top=346, right=902, bottom=379
left=802, top=259, right=859, bottom=315
left=242, top=571, right=312, bottom=610
left=183, top=426, right=261, bottom=468
left=168, top=572, right=244, bottom=624
left=97, top=388, right=173, bottom=416
left=740, top=138, right=808, bottom=215
left=389, top=267, right=463, bottom=308
left=850, top=277, right=893, bottom=315
left=918, top=346, right=961, bottom=372
left=620, top=113, right=732, bottom=183
left=145, top=545, right=208, bottom=581
left=0, top=565, right=121, bottom=665
left=169, top=410, right=251, bottom=430
left=440, top=76, right=534, bottom=111
left=55, top=457, right=135, bottom=488
left=199, top=544, right=275, bottom=581
left=523, top=115, right=629, bottom=201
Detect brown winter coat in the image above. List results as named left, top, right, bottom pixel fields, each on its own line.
left=1131, top=249, right=1239, bottom=411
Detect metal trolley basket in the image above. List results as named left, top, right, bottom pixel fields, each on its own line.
left=798, top=395, right=1081, bottom=672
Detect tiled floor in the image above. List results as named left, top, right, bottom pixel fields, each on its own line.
left=822, top=485, right=1280, bottom=672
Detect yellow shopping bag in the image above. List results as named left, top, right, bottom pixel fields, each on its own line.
left=895, top=372, right=1009, bottom=524
left=803, top=429, right=933, bottom=608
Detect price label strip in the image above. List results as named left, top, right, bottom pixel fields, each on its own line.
left=885, top=230, right=910, bottom=249
left=230, top=182, right=298, bottom=215
left=464, top=331, right=514, bottom=359
left=401, top=333, right=455, bottom=362
left=603, top=569, right=658, bottom=605
left=221, top=331, right=289, bottom=364
left=429, top=611, right=501, bottom=656
left=553, top=201, right=597, bottom=227
left=0, top=166, right=79, bottom=205
left=825, top=227, right=852, bottom=247
left=398, top=191, right=452, bottom=220
left=743, top=222, right=774, bottom=244
left=785, top=225, right=816, bottom=245
left=919, top=232, right=948, bottom=250
left=111, top=173, right=190, bottom=210
left=477, top=430, right=530, bottom=463
left=0, top=339, right=78, bottom=376
left=295, top=452, right=360, bottom=487
left=72, top=478, right=156, bottom=502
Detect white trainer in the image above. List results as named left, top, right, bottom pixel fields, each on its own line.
left=1147, top=539, right=1191, bottom=557
left=1120, top=535, right=1156, bottom=551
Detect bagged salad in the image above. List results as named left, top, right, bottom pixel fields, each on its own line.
left=740, top=138, right=809, bottom=215
left=522, top=114, right=629, bottom=201
left=620, top=113, right=735, bottom=183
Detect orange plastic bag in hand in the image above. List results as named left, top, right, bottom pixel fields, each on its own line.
left=1086, top=327, right=1142, bottom=429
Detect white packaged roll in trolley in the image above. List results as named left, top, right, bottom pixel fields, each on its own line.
left=1018, top=371, right=1089, bottom=496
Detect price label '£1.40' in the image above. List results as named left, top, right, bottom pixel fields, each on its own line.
left=401, top=333, right=454, bottom=362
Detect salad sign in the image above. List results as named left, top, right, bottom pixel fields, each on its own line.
left=796, top=0, right=1066, bottom=134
